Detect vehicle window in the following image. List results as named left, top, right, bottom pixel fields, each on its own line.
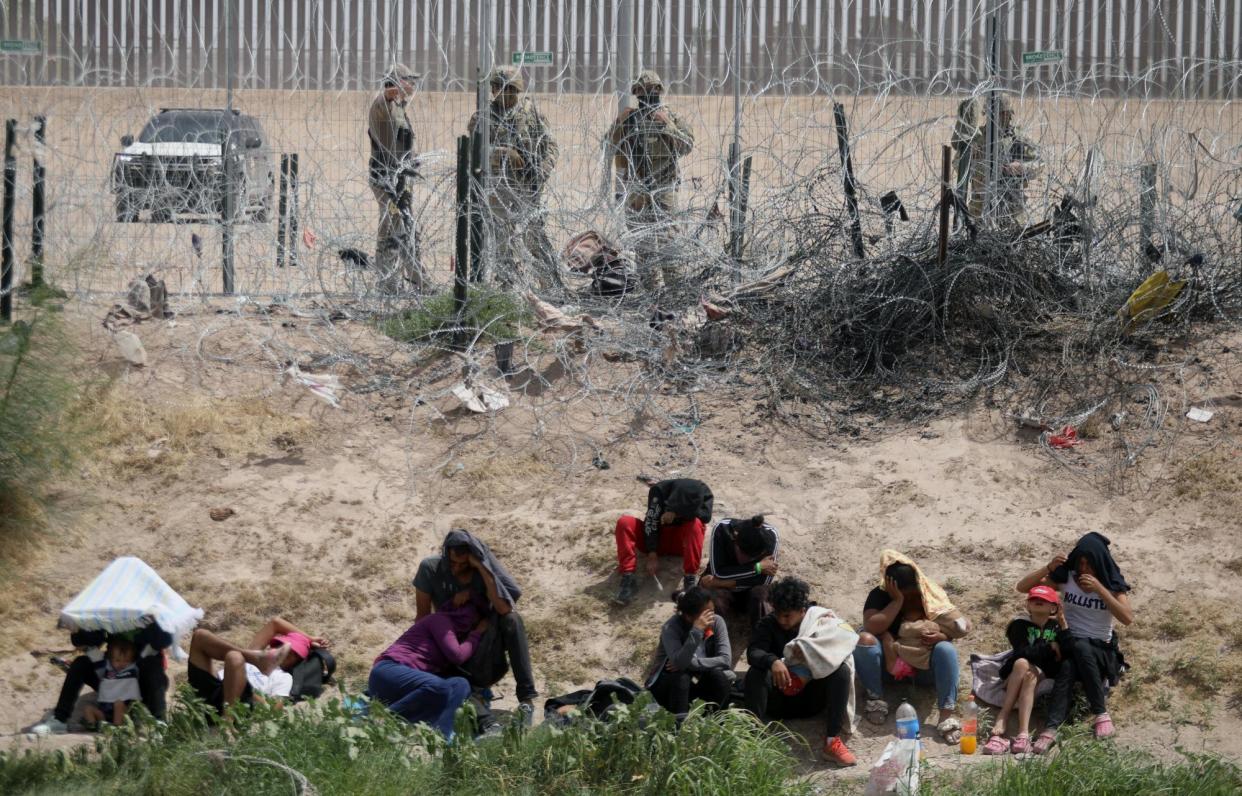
left=138, top=113, right=228, bottom=145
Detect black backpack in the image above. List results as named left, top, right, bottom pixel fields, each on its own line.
left=543, top=678, right=643, bottom=725
left=289, top=649, right=336, bottom=702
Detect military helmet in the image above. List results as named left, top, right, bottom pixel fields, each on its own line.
left=631, top=70, right=665, bottom=93
left=489, top=65, right=525, bottom=92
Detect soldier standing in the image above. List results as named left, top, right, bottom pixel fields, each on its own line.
left=607, top=71, right=695, bottom=289
left=468, top=66, right=561, bottom=290
left=368, top=64, right=429, bottom=293
left=968, top=96, right=1040, bottom=228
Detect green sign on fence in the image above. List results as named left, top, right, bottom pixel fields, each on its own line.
left=0, top=40, right=42, bottom=55
left=1022, top=50, right=1064, bottom=66
left=511, top=51, right=554, bottom=66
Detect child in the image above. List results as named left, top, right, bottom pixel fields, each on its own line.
left=982, top=586, right=1068, bottom=755
left=83, top=637, right=141, bottom=728
left=881, top=618, right=939, bottom=680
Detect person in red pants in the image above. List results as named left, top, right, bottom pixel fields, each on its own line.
left=614, top=478, right=713, bottom=605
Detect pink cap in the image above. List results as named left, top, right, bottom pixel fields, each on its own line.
left=271, top=632, right=312, bottom=661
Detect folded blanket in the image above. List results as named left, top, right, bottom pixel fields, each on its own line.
left=59, top=557, right=203, bottom=662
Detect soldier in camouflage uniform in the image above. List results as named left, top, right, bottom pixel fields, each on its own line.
left=468, top=66, right=561, bottom=290
left=368, top=63, right=429, bottom=293
left=607, top=70, right=695, bottom=289
left=968, top=96, right=1040, bottom=229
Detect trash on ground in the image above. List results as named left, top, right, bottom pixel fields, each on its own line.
left=284, top=364, right=342, bottom=407
left=1187, top=407, right=1214, bottom=423
left=450, top=380, right=510, bottom=413
left=1046, top=425, right=1081, bottom=449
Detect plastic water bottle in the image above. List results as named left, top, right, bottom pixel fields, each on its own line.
left=960, top=696, right=979, bottom=754
left=895, top=700, right=919, bottom=740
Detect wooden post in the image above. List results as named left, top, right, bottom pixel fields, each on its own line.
left=221, top=138, right=236, bottom=294
left=2, top=120, right=17, bottom=323
left=938, top=145, right=952, bottom=267
left=275, top=154, right=289, bottom=268
left=727, top=140, right=740, bottom=262
left=454, top=135, right=471, bottom=350
left=833, top=102, right=864, bottom=259
left=30, top=115, right=45, bottom=288
left=738, top=154, right=752, bottom=255
left=468, top=128, right=485, bottom=282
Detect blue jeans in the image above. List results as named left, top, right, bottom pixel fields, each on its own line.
left=368, top=659, right=471, bottom=737
left=852, top=640, right=959, bottom=710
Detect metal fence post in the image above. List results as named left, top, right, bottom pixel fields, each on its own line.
left=1139, top=163, right=1157, bottom=261
left=275, top=154, right=289, bottom=268
left=1, top=120, right=16, bottom=323
left=288, top=153, right=300, bottom=267
left=454, top=135, right=471, bottom=350
left=939, top=144, right=952, bottom=267
left=30, top=115, right=45, bottom=289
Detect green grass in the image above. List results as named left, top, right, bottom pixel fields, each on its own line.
left=0, top=691, right=809, bottom=795
left=0, top=311, right=85, bottom=562
left=378, top=287, right=531, bottom=346
left=925, top=730, right=1242, bottom=795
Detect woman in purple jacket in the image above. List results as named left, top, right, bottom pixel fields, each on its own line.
left=368, top=594, right=489, bottom=737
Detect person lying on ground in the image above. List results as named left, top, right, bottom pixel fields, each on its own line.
left=982, top=585, right=1069, bottom=755
left=646, top=586, right=732, bottom=719
left=186, top=617, right=329, bottom=715
left=369, top=595, right=488, bottom=738
left=745, top=577, right=857, bottom=768
left=33, top=624, right=172, bottom=735
left=698, top=514, right=779, bottom=630
left=81, top=638, right=141, bottom=728
left=614, top=478, right=714, bottom=605
left=1016, top=532, right=1134, bottom=755
left=414, top=529, right=537, bottom=730
left=853, top=550, right=971, bottom=743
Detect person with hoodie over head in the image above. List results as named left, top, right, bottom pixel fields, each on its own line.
left=413, top=529, right=537, bottom=732
left=1015, top=532, right=1134, bottom=755
left=613, top=478, right=714, bottom=605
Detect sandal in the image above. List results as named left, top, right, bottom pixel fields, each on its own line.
left=1032, top=729, right=1057, bottom=755
left=1010, top=733, right=1031, bottom=755
left=1093, top=713, right=1115, bottom=739
left=981, top=734, right=1010, bottom=755
left=937, top=717, right=962, bottom=744
left=864, top=698, right=889, bottom=725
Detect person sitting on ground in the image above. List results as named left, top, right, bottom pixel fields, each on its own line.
left=1016, top=532, right=1133, bottom=755
left=982, top=585, right=1069, bottom=755
left=186, top=617, right=329, bottom=715
left=370, top=595, right=488, bottom=738
left=882, top=618, right=943, bottom=681
left=33, top=625, right=171, bottom=735
left=646, top=586, right=732, bottom=719
left=745, top=577, right=857, bottom=768
left=81, top=638, right=141, bottom=728
left=614, top=478, right=714, bottom=605
left=853, top=551, right=971, bottom=743
left=414, top=529, right=537, bottom=731
left=698, top=514, right=779, bottom=629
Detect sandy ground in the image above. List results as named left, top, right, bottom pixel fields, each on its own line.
left=0, top=296, right=1239, bottom=787
left=0, top=87, right=1236, bottom=297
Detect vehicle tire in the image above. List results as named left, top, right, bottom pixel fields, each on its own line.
left=115, top=193, right=139, bottom=223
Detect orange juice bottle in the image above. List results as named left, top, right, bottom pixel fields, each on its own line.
left=960, top=696, right=979, bottom=754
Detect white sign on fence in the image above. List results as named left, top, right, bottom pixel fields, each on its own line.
left=511, top=51, right=554, bottom=67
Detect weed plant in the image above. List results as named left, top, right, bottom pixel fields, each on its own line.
left=379, top=287, right=531, bottom=346
left=929, top=728, right=1242, bottom=795
left=0, top=691, right=808, bottom=795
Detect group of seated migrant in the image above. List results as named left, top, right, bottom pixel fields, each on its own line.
left=35, top=471, right=1133, bottom=765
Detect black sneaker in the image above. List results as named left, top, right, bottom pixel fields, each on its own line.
left=614, top=573, right=637, bottom=605
left=682, top=574, right=697, bottom=592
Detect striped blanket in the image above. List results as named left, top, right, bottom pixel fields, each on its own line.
left=59, top=557, right=203, bottom=661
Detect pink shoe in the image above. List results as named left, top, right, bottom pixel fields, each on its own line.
left=1032, top=729, right=1057, bottom=755
left=981, top=734, right=1010, bottom=755
left=890, top=658, right=916, bottom=681
left=1093, top=714, right=1115, bottom=739
left=1010, top=733, right=1031, bottom=755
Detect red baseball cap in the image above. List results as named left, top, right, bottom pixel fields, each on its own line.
left=1027, top=585, right=1060, bottom=605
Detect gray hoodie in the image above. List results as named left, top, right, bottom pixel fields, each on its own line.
left=646, top=613, right=732, bottom=688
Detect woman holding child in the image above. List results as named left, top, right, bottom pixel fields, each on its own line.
left=1013, top=532, right=1133, bottom=754
left=852, top=550, right=971, bottom=743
